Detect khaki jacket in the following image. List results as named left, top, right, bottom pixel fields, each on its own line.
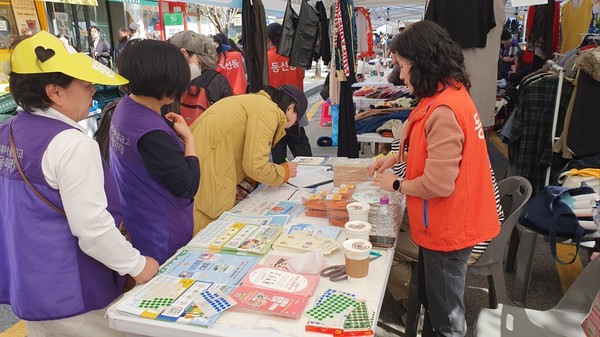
left=190, top=91, right=288, bottom=233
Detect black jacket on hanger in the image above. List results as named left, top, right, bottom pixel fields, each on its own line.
left=290, top=0, right=321, bottom=69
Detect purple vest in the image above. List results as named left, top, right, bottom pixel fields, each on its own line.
left=0, top=111, right=125, bottom=320
left=109, top=96, right=193, bottom=264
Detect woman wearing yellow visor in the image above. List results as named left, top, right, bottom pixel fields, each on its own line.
left=0, top=31, right=158, bottom=336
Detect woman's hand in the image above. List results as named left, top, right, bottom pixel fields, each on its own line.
left=372, top=169, right=398, bottom=192
left=165, top=112, right=193, bottom=144
left=286, top=162, right=298, bottom=178
left=132, top=256, right=159, bottom=284
left=368, top=154, right=398, bottom=177
left=165, top=112, right=197, bottom=157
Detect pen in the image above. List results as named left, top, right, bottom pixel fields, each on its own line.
left=370, top=251, right=382, bottom=257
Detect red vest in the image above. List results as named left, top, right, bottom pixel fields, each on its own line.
left=216, top=51, right=247, bottom=95
left=402, top=83, right=500, bottom=251
left=267, top=47, right=304, bottom=90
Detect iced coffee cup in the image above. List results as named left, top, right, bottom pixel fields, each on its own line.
left=346, top=202, right=370, bottom=222
left=342, top=239, right=372, bottom=285
left=344, top=221, right=371, bottom=241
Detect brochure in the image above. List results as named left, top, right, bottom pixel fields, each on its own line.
left=240, top=265, right=320, bottom=297
left=159, top=249, right=259, bottom=285
left=115, top=274, right=238, bottom=328
left=229, top=285, right=309, bottom=318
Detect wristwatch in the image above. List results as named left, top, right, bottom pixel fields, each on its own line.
left=393, top=178, right=404, bottom=192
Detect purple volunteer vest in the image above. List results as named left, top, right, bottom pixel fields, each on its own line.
left=109, top=96, right=193, bottom=264
left=0, top=111, right=125, bottom=321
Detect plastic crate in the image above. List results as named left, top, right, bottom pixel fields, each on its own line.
left=0, top=93, right=17, bottom=115
left=352, top=96, right=386, bottom=111
left=93, top=85, right=122, bottom=111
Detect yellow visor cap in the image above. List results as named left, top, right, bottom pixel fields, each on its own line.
left=11, top=30, right=128, bottom=86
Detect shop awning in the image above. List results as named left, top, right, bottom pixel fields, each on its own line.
left=42, top=0, right=98, bottom=6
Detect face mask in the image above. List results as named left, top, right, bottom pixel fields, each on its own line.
left=189, top=63, right=201, bottom=81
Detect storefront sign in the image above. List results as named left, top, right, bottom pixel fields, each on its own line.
left=11, top=0, right=41, bottom=35
left=43, top=0, right=99, bottom=6
left=187, top=0, right=242, bottom=8
left=163, top=12, right=183, bottom=39
left=55, top=12, right=69, bottom=36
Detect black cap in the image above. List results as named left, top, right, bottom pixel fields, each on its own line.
left=279, top=84, right=307, bottom=122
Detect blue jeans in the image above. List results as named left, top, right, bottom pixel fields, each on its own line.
left=421, top=246, right=473, bottom=337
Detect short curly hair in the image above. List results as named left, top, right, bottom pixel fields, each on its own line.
left=391, top=20, right=471, bottom=98
left=9, top=72, right=74, bottom=112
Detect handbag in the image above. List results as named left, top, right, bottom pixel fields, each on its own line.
left=518, top=183, right=597, bottom=264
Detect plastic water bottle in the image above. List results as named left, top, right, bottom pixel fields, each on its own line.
left=376, top=197, right=393, bottom=236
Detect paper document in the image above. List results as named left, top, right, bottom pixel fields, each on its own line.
left=287, top=166, right=333, bottom=188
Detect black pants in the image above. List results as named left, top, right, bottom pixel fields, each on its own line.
left=271, top=126, right=312, bottom=164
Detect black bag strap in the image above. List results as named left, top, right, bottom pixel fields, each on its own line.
left=9, top=120, right=129, bottom=239
left=9, top=120, right=65, bottom=216
left=189, top=70, right=219, bottom=102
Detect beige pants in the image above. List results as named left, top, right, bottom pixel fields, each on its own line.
left=26, top=305, right=123, bottom=337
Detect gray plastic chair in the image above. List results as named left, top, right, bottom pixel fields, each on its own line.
left=505, top=208, right=599, bottom=307
left=474, top=255, right=600, bottom=337
left=467, top=176, right=533, bottom=309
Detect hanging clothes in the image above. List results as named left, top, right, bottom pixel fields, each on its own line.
left=242, top=0, right=269, bottom=93
left=290, top=0, right=321, bottom=69
left=424, top=0, right=496, bottom=48
left=507, top=75, right=574, bottom=192
left=565, top=47, right=600, bottom=158
left=526, top=3, right=560, bottom=60
left=278, top=0, right=298, bottom=58
left=333, top=0, right=358, bottom=158
left=560, top=0, right=594, bottom=53
left=315, top=1, right=331, bottom=65
left=355, top=7, right=375, bottom=59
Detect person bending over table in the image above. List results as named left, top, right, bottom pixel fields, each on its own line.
left=369, top=21, right=500, bottom=337
left=110, top=40, right=199, bottom=264
left=0, top=31, right=158, bottom=337
left=190, top=85, right=304, bottom=234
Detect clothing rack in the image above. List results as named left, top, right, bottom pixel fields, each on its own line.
left=545, top=59, right=565, bottom=186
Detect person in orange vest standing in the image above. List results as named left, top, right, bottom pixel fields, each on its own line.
left=369, top=21, right=500, bottom=337
left=266, top=23, right=312, bottom=164
left=214, top=33, right=247, bottom=95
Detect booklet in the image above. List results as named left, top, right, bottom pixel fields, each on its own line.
left=229, top=285, right=309, bottom=318
left=291, top=156, right=328, bottom=166
left=230, top=198, right=304, bottom=219
left=186, top=212, right=289, bottom=254
left=159, top=249, right=259, bottom=285
left=285, top=223, right=341, bottom=240
left=240, top=264, right=320, bottom=298
left=114, top=275, right=237, bottom=328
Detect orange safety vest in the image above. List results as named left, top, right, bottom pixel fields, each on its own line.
left=216, top=51, right=247, bottom=95
left=267, top=47, right=304, bottom=90
left=402, top=83, right=499, bottom=252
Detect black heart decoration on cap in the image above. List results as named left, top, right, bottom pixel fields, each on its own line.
left=34, top=46, right=55, bottom=62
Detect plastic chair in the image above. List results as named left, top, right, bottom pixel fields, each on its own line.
left=505, top=211, right=599, bottom=307
left=404, top=176, right=533, bottom=337
left=467, top=176, right=533, bottom=309
left=474, top=256, right=600, bottom=337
